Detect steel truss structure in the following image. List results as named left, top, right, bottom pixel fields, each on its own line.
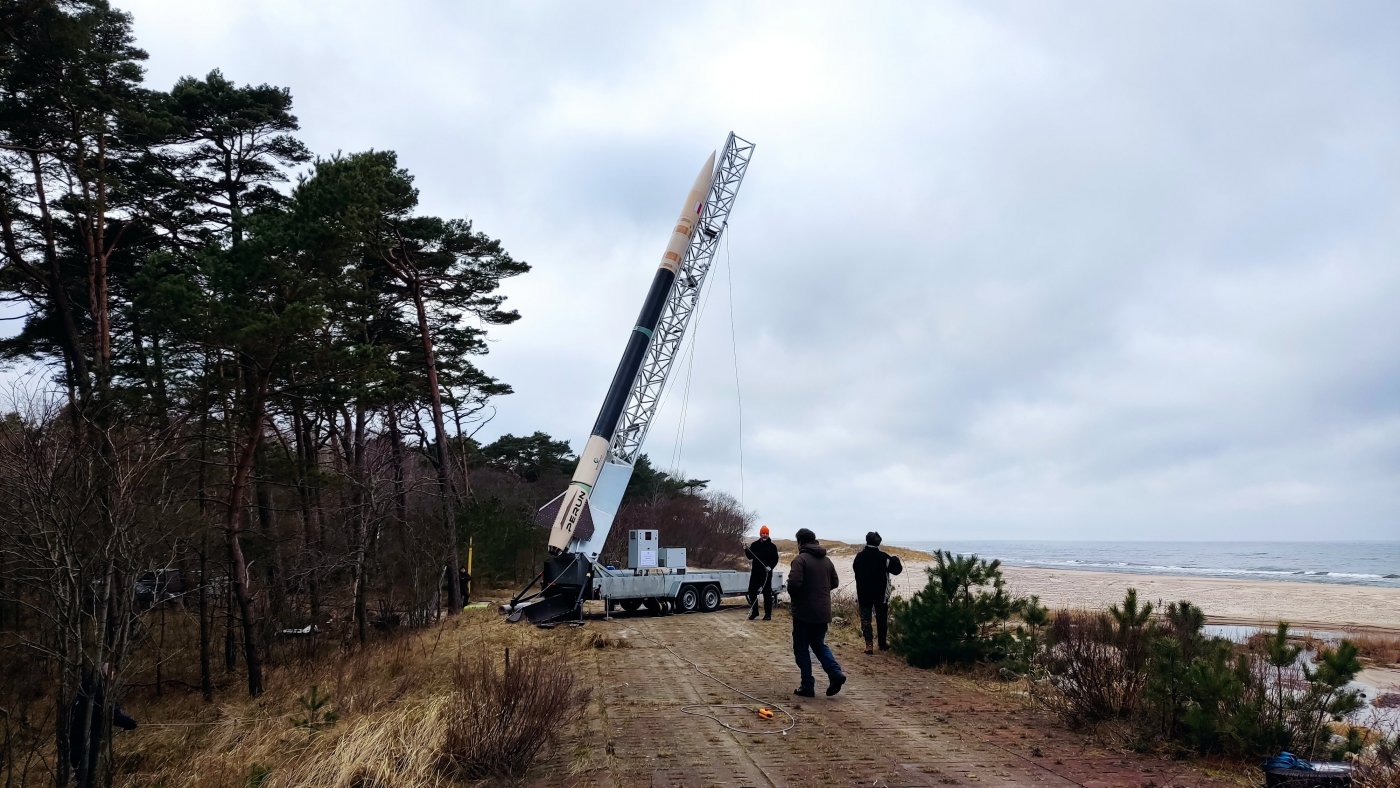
left=607, top=132, right=755, bottom=466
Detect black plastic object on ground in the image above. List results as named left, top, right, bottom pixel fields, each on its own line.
left=1263, top=763, right=1352, bottom=787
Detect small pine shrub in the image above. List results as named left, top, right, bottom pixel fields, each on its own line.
left=291, top=684, right=338, bottom=731
left=1033, top=599, right=1369, bottom=760
left=999, top=595, right=1050, bottom=675
left=1145, top=601, right=1209, bottom=738
left=1295, top=640, right=1365, bottom=757
left=1175, top=637, right=1254, bottom=753
left=889, top=551, right=1019, bottom=667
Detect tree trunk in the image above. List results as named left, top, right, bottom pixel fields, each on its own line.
left=254, top=434, right=285, bottom=655
left=222, top=363, right=237, bottom=673
left=292, top=403, right=323, bottom=651
left=349, top=405, right=369, bottom=645
left=226, top=356, right=268, bottom=696
left=196, top=381, right=215, bottom=700
left=27, top=151, right=92, bottom=408
left=197, top=535, right=212, bottom=702
left=408, top=281, right=462, bottom=612
left=386, top=406, right=407, bottom=531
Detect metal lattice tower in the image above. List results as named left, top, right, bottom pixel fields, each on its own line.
left=607, top=132, right=755, bottom=465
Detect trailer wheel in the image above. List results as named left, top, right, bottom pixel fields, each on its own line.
left=620, top=599, right=641, bottom=613
left=700, top=585, right=722, bottom=612
left=677, top=585, right=700, bottom=613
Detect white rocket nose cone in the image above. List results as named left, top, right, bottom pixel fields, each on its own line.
left=693, top=151, right=717, bottom=201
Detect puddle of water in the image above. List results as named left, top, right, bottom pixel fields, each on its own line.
left=1203, top=624, right=1347, bottom=643
left=1202, top=624, right=1400, bottom=729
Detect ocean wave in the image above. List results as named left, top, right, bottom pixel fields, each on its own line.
left=913, top=542, right=1400, bottom=589
left=1002, top=558, right=1395, bottom=584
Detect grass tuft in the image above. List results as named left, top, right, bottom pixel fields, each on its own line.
left=439, top=644, right=592, bottom=779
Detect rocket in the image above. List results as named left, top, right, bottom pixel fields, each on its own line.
left=545, top=151, right=717, bottom=554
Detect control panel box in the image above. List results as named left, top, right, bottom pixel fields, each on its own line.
left=659, top=548, right=687, bottom=568
left=627, top=530, right=659, bottom=569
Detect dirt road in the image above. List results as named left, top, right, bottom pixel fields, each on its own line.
left=541, top=605, right=1241, bottom=787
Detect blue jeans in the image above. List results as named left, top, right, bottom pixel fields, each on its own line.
left=792, top=620, right=843, bottom=689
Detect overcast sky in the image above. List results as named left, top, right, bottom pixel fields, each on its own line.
left=40, top=2, right=1400, bottom=542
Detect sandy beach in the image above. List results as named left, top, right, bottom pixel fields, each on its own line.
left=883, top=561, right=1400, bottom=633
left=782, top=539, right=1400, bottom=633
left=810, top=543, right=1400, bottom=716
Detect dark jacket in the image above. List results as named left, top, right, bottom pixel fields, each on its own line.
left=788, top=542, right=839, bottom=623
left=852, top=545, right=904, bottom=604
left=744, top=538, right=779, bottom=587
left=68, top=673, right=137, bottom=771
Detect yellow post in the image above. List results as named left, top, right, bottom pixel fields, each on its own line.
left=467, top=535, right=474, bottom=603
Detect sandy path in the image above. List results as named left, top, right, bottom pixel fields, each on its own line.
left=540, top=605, right=1240, bottom=787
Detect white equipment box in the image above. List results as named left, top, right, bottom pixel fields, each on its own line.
left=628, top=530, right=659, bottom=569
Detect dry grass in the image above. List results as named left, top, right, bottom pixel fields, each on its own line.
left=439, top=645, right=591, bottom=779
left=1350, top=633, right=1400, bottom=667
left=828, top=593, right=863, bottom=647
left=110, top=610, right=597, bottom=787
left=1352, top=719, right=1400, bottom=788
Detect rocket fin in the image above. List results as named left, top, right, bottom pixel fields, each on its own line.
left=571, top=501, right=597, bottom=543
left=535, top=490, right=566, bottom=529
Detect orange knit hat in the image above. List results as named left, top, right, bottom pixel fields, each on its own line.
left=759, top=525, right=770, bottom=536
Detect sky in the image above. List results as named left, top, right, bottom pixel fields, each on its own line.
left=19, top=1, right=1400, bottom=543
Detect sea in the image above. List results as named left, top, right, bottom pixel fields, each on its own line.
left=900, top=540, right=1400, bottom=590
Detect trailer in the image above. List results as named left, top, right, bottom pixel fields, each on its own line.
left=508, top=529, right=784, bottom=622
left=590, top=530, right=784, bottom=615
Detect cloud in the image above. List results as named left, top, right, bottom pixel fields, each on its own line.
left=17, top=0, right=1399, bottom=542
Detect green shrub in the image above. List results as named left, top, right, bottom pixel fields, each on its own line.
left=291, top=684, right=338, bottom=731
left=1295, top=639, right=1364, bottom=757
left=890, top=551, right=1024, bottom=668
left=1145, top=600, right=1207, bottom=737
left=1035, top=598, right=1368, bottom=760
left=1176, top=637, right=1256, bottom=753
left=1000, top=595, right=1050, bottom=675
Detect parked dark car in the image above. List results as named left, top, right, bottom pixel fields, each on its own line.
left=134, top=569, right=188, bottom=607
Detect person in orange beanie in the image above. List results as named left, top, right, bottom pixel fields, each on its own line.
left=743, top=525, right=779, bottom=620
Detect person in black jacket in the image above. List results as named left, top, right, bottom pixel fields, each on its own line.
left=68, top=663, right=137, bottom=784
left=743, top=525, right=779, bottom=620
left=788, top=528, right=845, bottom=697
left=458, top=567, right=472, bottom=607
left=852, top=531, right=903, bottom=654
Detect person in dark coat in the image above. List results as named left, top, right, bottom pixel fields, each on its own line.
left=852, top=531, right=903, bottom=654
left=458, top=567, right=472, bottom=607
left=787, top=528, right=846, bottom=697
left=68, top=663, right=137, bottom=782
left=743, top=525, right=779, bottom=620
